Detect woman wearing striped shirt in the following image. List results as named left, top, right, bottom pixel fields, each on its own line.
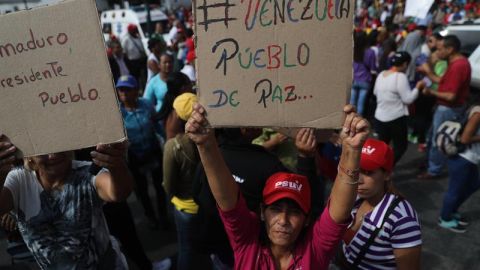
left=339, top=139, right=422, bottom=270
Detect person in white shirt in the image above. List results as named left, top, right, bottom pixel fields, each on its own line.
left=122, top=24, right=147, bottom=84
left=373, top=51, right=425, bottom=163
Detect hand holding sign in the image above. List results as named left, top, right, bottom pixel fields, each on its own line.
left=0, top=134, right=16, bottom=177
left=295, top=128, right=317, bottom=158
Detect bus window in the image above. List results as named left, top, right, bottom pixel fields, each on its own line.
left=103, top=23, right=112, bottom=34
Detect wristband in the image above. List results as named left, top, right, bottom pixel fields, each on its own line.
left=338, top=164, right=360, bottom=184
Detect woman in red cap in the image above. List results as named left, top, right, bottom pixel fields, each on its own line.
left=186, top=104, right=369, bottom=270
left=337, top=138, right=422, bottom=270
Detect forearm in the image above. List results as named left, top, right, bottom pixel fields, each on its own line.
left=429, top=90, right=455, bottom=102
left=330, top=146, right=361, bottom=223
left=197, top=137, right=239, bottom=211
left=106, top=162, right=133, bottom=202
left=461, top=135, right=480, bottom=144
left=261, top=139, right=279, bottom=151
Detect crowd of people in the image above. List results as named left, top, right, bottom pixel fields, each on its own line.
left=0, top=0, right=479, bottom=269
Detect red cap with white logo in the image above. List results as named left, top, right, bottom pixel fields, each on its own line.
left=262, top=172, right=311, bottom=214
left=360, top=138, right=394, bottom=173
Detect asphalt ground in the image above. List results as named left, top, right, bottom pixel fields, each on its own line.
left=0, top=143, right=479, bottom=269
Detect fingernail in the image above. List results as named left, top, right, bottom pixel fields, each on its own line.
left=90, top=151, right=96, bottom=157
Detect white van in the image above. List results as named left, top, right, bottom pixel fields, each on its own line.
left=100, top=6, right=168, bottom=53
left=469, top=45, right=480, bottom=91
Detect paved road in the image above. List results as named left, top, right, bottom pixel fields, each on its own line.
left=0, top=143, right=479, bottom=270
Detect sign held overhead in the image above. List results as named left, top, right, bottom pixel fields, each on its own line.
left=194, top=0, right=354, bottom=129
left=0, top=0, right=126, bottom=157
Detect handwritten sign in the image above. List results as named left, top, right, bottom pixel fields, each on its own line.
left=0, top=0, right=125, bottom=157
left=194, top=0, right=353, bottom=128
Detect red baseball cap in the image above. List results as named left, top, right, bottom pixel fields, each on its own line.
left=360, top=138, right=394, bottom=173
left=127, top=24, right=138, bottom=33
left=263, top=172, right=311, bottom=214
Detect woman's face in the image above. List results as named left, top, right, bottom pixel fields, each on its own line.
left=159, top=55, right=173, bottom=75
left=357, top=169, right=389, bottom=199
left=262, top=199, right=307, bottom=248
left=29, top=152, right=72, bottom=177
left=117, top=87, right=139, bottom=105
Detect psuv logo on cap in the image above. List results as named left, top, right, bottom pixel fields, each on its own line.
left=362, top=145, right=376, bottom=155
left=275, top=180, right=303, bottom=192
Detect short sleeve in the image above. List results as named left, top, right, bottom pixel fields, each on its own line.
left=4, top=169, right=21, bottom=211
left=92, top=168, right=109, bottom=189
left=469, top=106, right=480, bottom=118
left=143, top=79, right=156, bottom=104
left=439, top=61, right=469, bottom=95
left=390, top=202, right=422, bottom=249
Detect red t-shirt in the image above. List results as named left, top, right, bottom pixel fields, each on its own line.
left=437, top=57, right=471, bottom=107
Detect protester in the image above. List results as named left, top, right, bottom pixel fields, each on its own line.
left=144, top=53, right=174, bottom=114
left=193, top=127, right=293, bottom=269
left=0, top=135, right=132, bottom=269
left=116, top=75, right=169, bottom=229
left=163, top=93, right=211, bottom=270
left=413, top=33, right=447, bottom=152
left=108, top=39, right=133, bottom=83
left=122, top=24, right=147, bottom=84
left=337, top=139, right=422, bottom=270
left=156, top=72, right=193, bottom=140
left=374, top=51, right=425, bottom=163
left=351, top=31, right=377, bottom=116
left=439, top=104, right=480, bottom=233
left=399, top=25, right=427, bottom=84
left=187, top=103, right=369, bottom=269
left=418, top=35, right=471, bottom=179
left=147, top=38, right=167, bottom=83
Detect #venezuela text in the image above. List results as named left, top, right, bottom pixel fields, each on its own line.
left=198, top=0, right=350, bottom=109
left=0, top=28, right=101, bottom=108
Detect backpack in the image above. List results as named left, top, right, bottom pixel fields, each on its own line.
left=435, top=109, right=470, bottom=156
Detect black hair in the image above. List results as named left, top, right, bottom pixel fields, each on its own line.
left=443, top=35, right=461, bottom=52
left=416, top=25, right=427, bottom=31
left=156, top=72, right=191, bottom=121
left=185, top=28, right=194, bottom=38
left=379, top=38, right=397, bottom=71
left=432, top=32, right=444, bottom=41
left=390, top=51, right=411, bottom=67
left=353, top=31, right=368, bottom=63
left=367, top=30, right=379, bottom=47
left=148, top=38, right=167, bottom=51
left=160, top=52, right=174, bottom=61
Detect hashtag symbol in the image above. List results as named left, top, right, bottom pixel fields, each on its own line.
left=197, top=0, right=237, bottom=32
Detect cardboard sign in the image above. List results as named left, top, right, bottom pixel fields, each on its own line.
left=404, top=0, right=434, bottom=20
left=0, top=0, right=125, bottom=157
left=194, top=0, right=353, bottom=129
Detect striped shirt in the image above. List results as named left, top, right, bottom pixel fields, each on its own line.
left=342, top=193, right=422, bottom=270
